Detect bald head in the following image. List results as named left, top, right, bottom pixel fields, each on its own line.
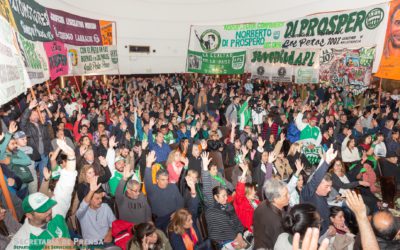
left=372, top=211, right=400, bottom=241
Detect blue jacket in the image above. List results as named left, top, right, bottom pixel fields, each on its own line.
left=287, top=122, right=300, bottom=143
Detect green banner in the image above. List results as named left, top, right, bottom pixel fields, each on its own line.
left=187, top=50, right=245, bottom=74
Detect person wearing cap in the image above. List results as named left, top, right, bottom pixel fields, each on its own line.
left=295, top=105, right=322, bottom=146
left=7, top=139, right=77, bottom=250
left=105, top=137, right=135, bottom=197
left=14, top=130, right=37, bottom=194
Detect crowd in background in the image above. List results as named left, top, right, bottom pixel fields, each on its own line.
left=0, top=74, right=399, bottom=249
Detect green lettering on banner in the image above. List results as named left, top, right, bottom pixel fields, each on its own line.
left=250, top=50, right=316, bottom=66
left=187, top=50, right=245, bottom=74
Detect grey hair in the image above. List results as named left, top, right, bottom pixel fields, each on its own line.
left=323, top=173, right=332, bottom=182
left=127, top=179, right=140, bottom=189
left=156, top=169, right=169, bottom=179
left=263, top=179, right=287, bottom=202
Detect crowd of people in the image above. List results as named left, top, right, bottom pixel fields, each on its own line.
left=0, top=74, right=399, bottom=250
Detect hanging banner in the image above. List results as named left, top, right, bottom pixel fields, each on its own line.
left=246, top=48, right=320, bottom=83
left=319, top=47, right=376, bottom=94
left=0, top=0, right=16, bottom=28
left=375, top=0, right=400, bottom=80
left=189, top=22, right=285, bottom=53
left=47, top=8, right=103, bottom=46
left=43, top=41, right=69, bottom=80
left=295, top=67, right=320, bottom=84
left=99, top=20, right=114, bottom=45
left=187, top=50, right=245, bottom=74
left=9, top=0, right=53, bottom=41
left=16, top=33, right=50, bottom=84
left=67, top=45, right=118, bottom=75
left=282, top=3, right=388, bottom=49
left=0, top=16, right=30, bottom=105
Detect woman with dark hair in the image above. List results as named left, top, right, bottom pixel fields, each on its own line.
left=127, top=222, right=172, bottom=250
left=168, top=208, right=211, bottom=250
left=274, top=203, right=321, bottom=249
left=319, top=206, right=355, bottom=249
left=201, top=152, right=246, bottom=249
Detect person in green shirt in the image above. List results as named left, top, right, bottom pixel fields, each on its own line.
left=7, top=139, right=77, bottom=250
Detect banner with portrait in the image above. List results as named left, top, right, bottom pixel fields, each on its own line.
left=375, top=0, right=400, bottom=80
left=187, top=50, right=246, bottom=74
left=67, top=45, right=119, bottom=75
left=188, top=22, right=285, bottom=53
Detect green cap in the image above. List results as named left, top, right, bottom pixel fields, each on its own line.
left=22, top=192, right=57, bottom=213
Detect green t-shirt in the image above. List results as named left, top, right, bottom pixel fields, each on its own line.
left=29, top=215, right=70, bottom=249
left=109, top=171, right=123, bottom=196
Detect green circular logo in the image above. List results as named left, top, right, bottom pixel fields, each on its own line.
left=199, top=29, right=221, bottom=53
left=365, top=8, right=384, bottom=30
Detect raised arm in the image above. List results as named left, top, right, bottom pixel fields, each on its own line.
left=52, top=139, right=78, bottom=218
left=144, top=151, right=157, bottom=195
left=200, top=152, right=214, bottom=208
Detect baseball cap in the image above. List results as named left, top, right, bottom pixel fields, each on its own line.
left=13, top=131, right=26, bottom=139
left=115, top=156, right=125, bottom=164
left=22, top=192, right=57, bottom=213
left=310, top=117, right=318, bottom=122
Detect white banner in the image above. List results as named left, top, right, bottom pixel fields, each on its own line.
left=67, top=45, right=119, bottom=75
left=0, top=16, right=30, bottom=105
left=246, top=48, right=320, bottom=83
left=16, top=33, right=50, bottom=84
left=189, top=22, right=285, bottom=53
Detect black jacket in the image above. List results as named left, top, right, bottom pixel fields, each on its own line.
left=20, top=109, right=52, bottom=157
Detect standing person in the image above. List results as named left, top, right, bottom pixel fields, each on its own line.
left=20, top=100, right=52, bottom=182
left=144, top=151, right=184, bottom=232
left=7, top=140, right=77, bottom=250
left=225, top=96, right=240, bottom=126
left=14, top=131, right=37, bottom=194
left=300, top=145, right=338, bottom=235
left=147, top=118, right=171, bottom=164
left=253, top=179, right=289, bottom=249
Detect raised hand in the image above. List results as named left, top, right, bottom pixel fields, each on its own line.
left=56, top=139, right=74, bottom=157
left=295, top=159, right=304, bottom=173
left=149, top=117, right=155, bottom=128
left=293, top=228, right=329, bottom=250
left=109, top=136, right=118, bottom=148
left=122, top=164, right=132, bottom=181
left=89, top=176, right=101, bottom=192
left=29, top=99, right=38, bottom=110
left=8, top=121, right=18, bottom=134
left=257, top=136, right=265, bottom=149
left=280, top=132, right=286, bottom=142
left=190, top=126, right=197, bottom=138
left=325, top=144, right=337, bottom=164
left=201, top=152, right=212, bottom=170
left=268, top=151, right=277, bottom=163
left=345, top=190, right=367, bottom=218
left=141, top=139, right=149, bottom=150
left=241, top=145, right=249, bottom=156
left=43, top=167, right=52, bottom=181
left=146, top=151, right=156, bottom=168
